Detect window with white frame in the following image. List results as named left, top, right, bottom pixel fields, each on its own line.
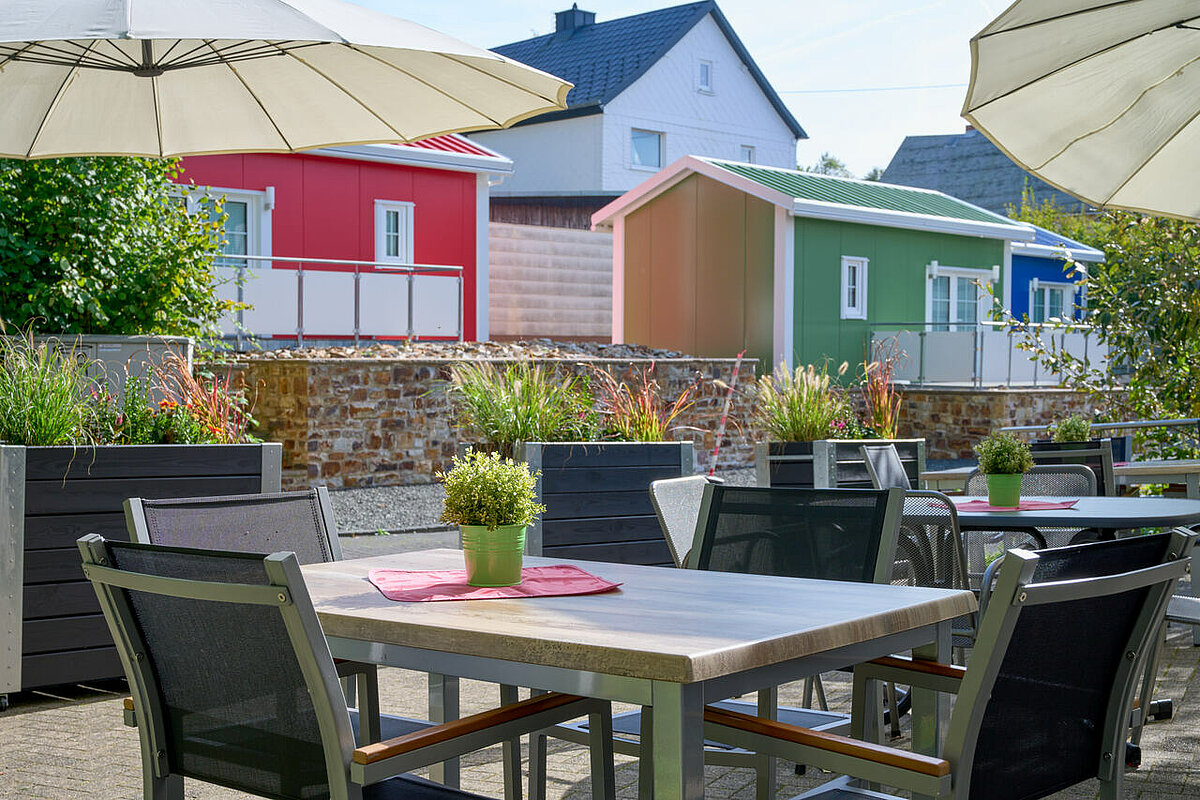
left=374, top=200, right=415, bottom=264
left=926, top=263, right=992, bottom=331
left=740, top=145, right=756, bottom=163
left=841, top=256, right=868, bottom=320
left=1029, top=280, right=1075, bottom=323
left=177, top=186, right=271, bottom=268
left=697, top=59, right=713, bottom=92
left=631, top=128, right=663, bottom=170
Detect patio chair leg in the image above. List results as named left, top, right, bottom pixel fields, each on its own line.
left=814, top=674, right=829, bottom=711
left=144, top=768, right=182, bottom=800
left=588, top=707, right=616, bottom=800
left=885, top=682, right=902, bottom=739
left=500, top=684, right=523, bottom=800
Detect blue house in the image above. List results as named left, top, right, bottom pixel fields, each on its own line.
left=1007, top=224, right=1104, bottom=323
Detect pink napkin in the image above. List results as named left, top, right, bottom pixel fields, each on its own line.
left=954, top=499, right=1079, bottom=512
left=367, top=564, right=622, bottom=602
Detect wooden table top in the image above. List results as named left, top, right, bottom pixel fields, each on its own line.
left=302, top=549, right=976, bottom=684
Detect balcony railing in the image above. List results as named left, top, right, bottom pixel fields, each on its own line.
left=214, top=255, right=463, bottom=349
left=870, top=320, right=1107, bottom=387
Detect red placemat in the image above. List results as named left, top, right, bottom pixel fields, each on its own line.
left=367, top=564, right=622, bottom=602
left=954, top=499, right=1079, bottom=512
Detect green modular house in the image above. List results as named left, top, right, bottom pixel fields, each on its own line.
left=591, top=156, right=1035, bottom=371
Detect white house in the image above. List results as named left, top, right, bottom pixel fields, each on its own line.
left=470, top=1, right=806, bottom=229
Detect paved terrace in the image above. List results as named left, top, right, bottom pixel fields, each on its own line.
left=2, top=531, right=1198, bottom=799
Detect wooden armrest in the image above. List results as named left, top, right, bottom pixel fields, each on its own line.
left=867, top=655, right=966, bottom=681
left=123, top=697, right=134, bottom=711
left=354, top=691, right=586, bottom=766
left=704, top=704, right=949, bottom=778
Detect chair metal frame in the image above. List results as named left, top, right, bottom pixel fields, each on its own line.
left=1030, top=437, right=1117, bottom=496
left=861, top=444, right=913, bottom=491
left=702, top=529, right=1195, bottom=800
left=79, top=535, right=615, bottom=800
left=648, top=475, right=721, bottom=569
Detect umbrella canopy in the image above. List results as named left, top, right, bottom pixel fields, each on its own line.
left=963, top=1, right=1200, bottom=221
left=0, top=0, right=570, bottom=159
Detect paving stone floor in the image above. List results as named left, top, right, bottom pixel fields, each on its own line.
left=2, top=531, right=1198, bottom=799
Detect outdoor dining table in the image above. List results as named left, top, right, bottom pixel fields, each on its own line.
left=921, top=460, right=1200, bottom=499
left=950, top=495, right=1200, bottom=536
left=301, top=548, right=976, bottom=800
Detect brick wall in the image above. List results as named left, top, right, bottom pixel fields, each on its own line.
left=229, top=357, right=757, bottom=490
left=228, top=355, right=1096, bottom=488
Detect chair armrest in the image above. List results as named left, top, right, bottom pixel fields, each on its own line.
left=856, top=655, right=966, bottom=694
left=704, top=704, right=951, bottom=797
left=351, top=691, right=603, bottom=785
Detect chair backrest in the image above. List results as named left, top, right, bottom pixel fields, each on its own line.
left=649, top=475, right=719, bottom=568
left=861, top=444, right=912, bottom=490
left=78, top=535, right=354, bottom=800
left=1030, top=438, right=1116, bottom=496
left=964, top=464, right=1096, bottom=497
left=893, top=490, right=969, bottom=593
left=690, top=485, right=903, bottom=583
left=125, top=488, right=342, bottom=563
left=946, top=530, right=1194, bottom=800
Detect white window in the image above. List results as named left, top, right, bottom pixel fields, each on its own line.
left=631, top=128, right=663, bottom=170
left=177, top=186, right=272, bottom=268
left=740, top=145, right=756, bottom=164
left=926, top=262, right=993, bottom=331
left=374, top=200, right=415, bottom=264
left=697, top=59, right=713, bottom=92
left=1029, top=281, right=1075, bottom=323
left=841, top=256, right=868, bottom=320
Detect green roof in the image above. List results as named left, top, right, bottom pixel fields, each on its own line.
left=704, top=159, right=1022, bottom=227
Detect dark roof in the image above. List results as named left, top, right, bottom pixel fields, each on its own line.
left=492, top=2, right=805, bottom=138
left=881, top=129, right=1087, bottom=215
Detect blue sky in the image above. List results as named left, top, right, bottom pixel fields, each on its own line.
left=352, top=0, right=1002, bottom=178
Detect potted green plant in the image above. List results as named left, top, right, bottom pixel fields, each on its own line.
left=437, top=449, right=546, bottom=586
left=974, top=431, right=1034, bottom=507
left=753, top=360, right=924, bottom=488
left=1050, top=414, right=1092, bottom=443
left=0, top=333, right=279, bottom=702
left=446, top=359, right=695, bottom=566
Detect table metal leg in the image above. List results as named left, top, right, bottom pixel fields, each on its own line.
left=500, top=684, right=523, bottom=800
left=755, top=686, right=778, bottom=800
left=637, top=706, right=654, bottom=800
left=428, top=673, right=461, bottom=788
left=651, top=681, right=705, bottom=800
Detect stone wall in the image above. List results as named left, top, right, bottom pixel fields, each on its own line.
left=230, top=357, right=757, bottom=490
left=898, top=386, right=1093, bottom=460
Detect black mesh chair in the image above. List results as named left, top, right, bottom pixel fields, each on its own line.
left=124, top=489, right=388, bottom=742
left=79, top=536, right=615, bottom=800
left=702, top=529, right=1195, bottom=800
left=1031, top=437, right=1117, bottom=496
left=861, top=444, right=912, bottom=491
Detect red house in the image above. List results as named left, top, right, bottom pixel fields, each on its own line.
left=175, top=135, right=513, bottom=344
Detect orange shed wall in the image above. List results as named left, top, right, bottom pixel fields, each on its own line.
left=623, top=174, right=774, bottom=365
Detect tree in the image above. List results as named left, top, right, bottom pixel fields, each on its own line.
left=0, top=157, right=228, bottom=337
left=863, top=167, right=885, bottom=182
left=1008, top=193, right=1200, bottom=454
left=803, top=152, right=853, bottom=178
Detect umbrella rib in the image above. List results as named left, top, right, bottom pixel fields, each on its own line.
left=26, top=41, right=100, bottom=158
left=442, top=52, right=564, bottom=105
left=976, top=0, right=1142, bottom=39
left=203, top=40, right=295, bottom=151
left=281, top=43, right=417, bottom=139
left=966, top=14, right=1197, bottom=113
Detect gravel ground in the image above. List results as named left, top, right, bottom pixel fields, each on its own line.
left=328, top=466, right=757, bottom=535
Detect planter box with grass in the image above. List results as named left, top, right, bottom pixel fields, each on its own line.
left=0, top=443, right=281, bottom=706
left=755, top=439, right=925, bottom=488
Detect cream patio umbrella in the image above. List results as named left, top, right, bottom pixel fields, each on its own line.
left=962, top=0, right=1200, bottom=221
left=0, top=0, right=570, bottom=159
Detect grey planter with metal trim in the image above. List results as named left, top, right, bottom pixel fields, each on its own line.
left=0, top=442, right=281, bottom=706
left=756, top=438, right=925, bottom=488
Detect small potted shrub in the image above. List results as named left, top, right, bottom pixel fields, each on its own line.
left=438, top=449, right=546, bottom=586
left=1050, top=415, right=1092, bottom=444
left=974, top=431, right=1034, bottom=507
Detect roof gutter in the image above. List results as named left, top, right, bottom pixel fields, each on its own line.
left=1010, top=240, right=1105, bottom=262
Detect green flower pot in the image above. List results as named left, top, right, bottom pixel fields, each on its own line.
left=460, top=524, right=527, bottom=587
left=985, top=473, right=1023, bottom=508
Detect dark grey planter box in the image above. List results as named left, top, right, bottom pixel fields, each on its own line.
left=1, top=443, right=282, bottom=702
left=462, top=441, right=693, bottom=568
left=755, top=439, right=926, bottom=489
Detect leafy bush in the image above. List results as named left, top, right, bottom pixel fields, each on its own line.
left=447, top=360, right=597, bottom=452
left=1050, top=414, right=1092, bottom=443
left=755, top=361, right=859, bottom=441
left=592, top=363, right=697, bottom=442
left=437, top=449, right=546, bottom=530
left=0, top=156, right=228, bottom=336
left=975, top=431, right=1034, bottom=475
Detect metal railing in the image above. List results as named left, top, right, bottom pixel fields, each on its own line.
left=217, top=254, right=463, bottom=350
left=870, top=319, right=1105, bottom=388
